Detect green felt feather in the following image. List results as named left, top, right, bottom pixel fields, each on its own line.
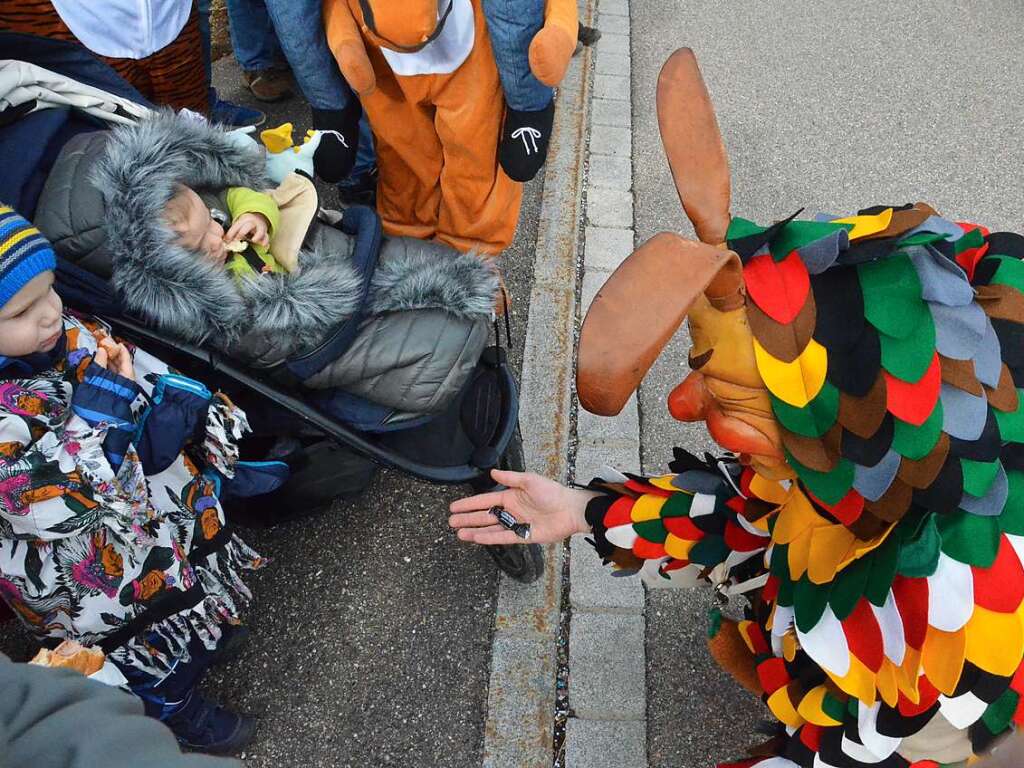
left=633, top=518, right=668, bottom=543
left=989, top=254, right=1024, bottom=289
left=995, top=396, right=1024, bottom=443
left=794, top=576, right=831, bottom=633
left=785, top=451, right=855, bottom=506
left=961, top=458, right=1001, bottom=497
left=896, top=515, right=942, bottom=578
left=891, top=402, right=944, bottom=460
left=659, top=492, right=694, bottom=518
left=828, top=555, right=871, bottom=620
left=1000, top=471, right=1024, bottom=536
left=954, top=227, right=985, bottom=255
left=936, top=512, right=1001, bottom=568
left=864, top=535, right=900, bottom=606
left=878, top=314, right=936, bottom=383
left=688, top=536, right=730, bottom=567
left=981, top=688, right=1019, bottom=737
left=898, top=232, right=950, bottom=248
left=822, top=693, right=848, bottom=723
left=726, top=217, right=766, bottom=240
left=771, top=220, right=851, bottom=261
left=858, top=254, right=925, bottom=339
left=771, top=383, right=839, bottom=438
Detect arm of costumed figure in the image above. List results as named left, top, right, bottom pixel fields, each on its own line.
left=323, top=0, right=377, bottom=95
left=528, top=0, right=579, bottom=87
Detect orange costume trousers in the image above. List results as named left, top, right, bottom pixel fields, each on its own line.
left=348, top=1, right=522, bottom=255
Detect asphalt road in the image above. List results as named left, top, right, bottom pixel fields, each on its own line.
left=632, top=1, right=1024, bottom=766
left=0, top=56, right=545, bottom=768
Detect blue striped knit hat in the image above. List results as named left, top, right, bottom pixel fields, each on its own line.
left=0, top=205, right=57, bottom=309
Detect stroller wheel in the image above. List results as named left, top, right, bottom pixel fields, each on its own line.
left=486, top=542, right=545, bottom=584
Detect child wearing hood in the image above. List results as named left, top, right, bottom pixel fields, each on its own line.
left=0, top=205, right=265, bottom=755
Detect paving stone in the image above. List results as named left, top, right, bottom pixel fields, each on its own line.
left=564, top=719, right=647, bottom=768
left=577, top=392, right=639, bottom=443
left=590, top=124, right=632, bottom=159
left=591, top=97, right=631, bottom=128
left=597, top=0, right=630, bottom=17
left=595, top=32, right=629, bottom=56
left=594, top=73, right=631, bottom=101
left=596, top=50, right=631, bottom=77
left=570, top=534, right=644, bottom=612
left=483, top=635, right=558, bottom=768
left=580, top=269, right=607, bottom=315
left=588, top=155, right=633, bottom=192
left=569, top=612, right=646, bottom=719
left=587, top=187, right=633, bottom=229
left=584, top=225, right=633, bottom=271
left=573, top=438, right=641, bottom=482
left=598, top=7, right=630, bottom=29
left=519, top=284, right=575, bottom=480
left=494, top=542, right=563, bottom=639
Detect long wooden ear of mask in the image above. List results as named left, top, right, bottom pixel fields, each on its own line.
left=577, top=233, right=742, bottom=416
left=658, top=48, right=731, bottom=245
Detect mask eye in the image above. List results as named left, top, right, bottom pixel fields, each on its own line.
left=688, top=348, right=713, bottom=370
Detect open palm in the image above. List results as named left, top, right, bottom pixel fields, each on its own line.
left=448, top=469, right=596, bottom=546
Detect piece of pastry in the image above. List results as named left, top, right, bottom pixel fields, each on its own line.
left=30, top=639, right=105, bottom=675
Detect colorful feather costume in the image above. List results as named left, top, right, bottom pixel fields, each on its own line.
left=575, top=50, right=1024, bottom=768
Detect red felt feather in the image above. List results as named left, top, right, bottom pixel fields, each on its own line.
left=884, top=353, right=941, bottom=425
left=633, top=537, right=668, bottom=559
left=664, top=515, right=705, bottom=540
left=892, top=575, right=929, bottom=649
left=724, top=520, right=770, bottom=552
left=843, top=599, right=885, bottom=672
left=605, top=497, right=636, bottom=529
left=743, top=251, right=811, bottom=324
left=807, top=487, right=865, bottom=526
left=973, top=536, right=1024, bottom=613
left=898, top=675, right=941, bottom=717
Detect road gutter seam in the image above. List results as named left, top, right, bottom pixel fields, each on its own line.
left=566, top=0, right=648, bottom=766
left=481, top=1, right=597, bottom=765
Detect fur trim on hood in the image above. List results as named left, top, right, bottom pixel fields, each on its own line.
left=92, top=110, right=362, bottom=348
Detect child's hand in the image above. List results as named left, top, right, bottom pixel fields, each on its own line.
left=224, top=213, right=270, bottom=248
left=94, top=337, right=136, bottom=381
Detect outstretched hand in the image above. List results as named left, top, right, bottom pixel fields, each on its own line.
left=448, top=469, right=598, bottom=546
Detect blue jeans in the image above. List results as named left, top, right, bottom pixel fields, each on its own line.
left=197, top=0, right=213, bottom=83
left=204, top=0, right=375, bottom=173
left=225, top=0, right=286, bottom=74
left=351, top=115, right=376, bottom=180
left=482, top=0, right=554, bottom=112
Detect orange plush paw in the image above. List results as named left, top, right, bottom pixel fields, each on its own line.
left=528, top=24, right=576, bottom=87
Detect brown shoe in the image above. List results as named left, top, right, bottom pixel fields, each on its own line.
left=243, top=69, right=294, bottom=102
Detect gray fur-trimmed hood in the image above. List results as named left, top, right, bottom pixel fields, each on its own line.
left=92, top=110, right=362, bottom=348
left=89, top=111, right=500, bottom=352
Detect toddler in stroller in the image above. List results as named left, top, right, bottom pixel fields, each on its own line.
left=26, top=100, right=540, bottom=580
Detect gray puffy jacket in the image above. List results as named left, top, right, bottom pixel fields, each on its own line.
left=34, top=112, right=497, bottom=418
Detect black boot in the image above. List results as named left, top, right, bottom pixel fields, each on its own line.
left=164, top=690, right=257, bottom=755
left=311, top=101, right=362, bottom=183
left=498, top=101, right=555, bottom=182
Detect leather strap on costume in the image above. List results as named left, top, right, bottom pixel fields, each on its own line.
left=358, top=0, right=454, bottom=52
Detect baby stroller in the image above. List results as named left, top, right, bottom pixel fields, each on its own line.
left=0, top=32, right=543, bottom=583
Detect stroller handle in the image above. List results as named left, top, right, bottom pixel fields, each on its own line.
left=107, top=316, right=518, bottom=485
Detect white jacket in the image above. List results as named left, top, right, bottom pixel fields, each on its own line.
left=49, top=0, right=191, bottom=60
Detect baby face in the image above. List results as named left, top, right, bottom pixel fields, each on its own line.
left=165, top=186, right=228, bottom=266
left=0, top=272, right=64, bottom=357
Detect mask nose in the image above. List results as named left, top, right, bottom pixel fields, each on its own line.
left=668, top=371, right=710, bottom=422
